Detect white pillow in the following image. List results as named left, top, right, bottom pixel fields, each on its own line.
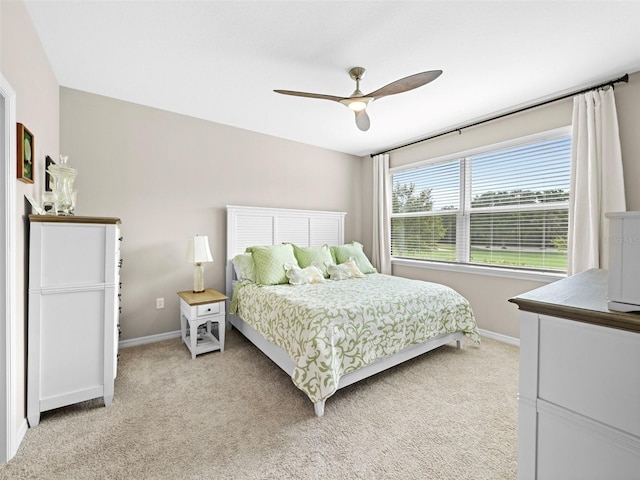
left=326, top=263, right=351, bottom=281
left=284, top=263, right=325, bottom=285
left=343, top=257, right=365, bottom=278
left=326, top=257, right=364, bottom=281
left=232, top=253, right=255, bottom=282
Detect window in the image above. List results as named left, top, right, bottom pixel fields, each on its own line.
left=390, top=130, right=572, bottom=272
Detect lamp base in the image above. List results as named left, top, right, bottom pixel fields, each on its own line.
left=193, top=263, right=205, bottom=293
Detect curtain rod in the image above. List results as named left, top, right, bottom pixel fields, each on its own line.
left=370, top=72, right=630, bottom=157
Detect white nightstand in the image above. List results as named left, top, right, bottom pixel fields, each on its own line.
left=177, top=289, right=228, bottom=359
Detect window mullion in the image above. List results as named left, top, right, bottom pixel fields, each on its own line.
left=456, top=157, right=471, bottom=263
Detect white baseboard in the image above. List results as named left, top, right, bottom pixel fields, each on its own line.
left=120, top=328, right=519, bottom=349
left=119, top=330, right=181, bottom=349
left=479, top=328, right=520, bottom=347
left=16, top=418, right=28, bottom=445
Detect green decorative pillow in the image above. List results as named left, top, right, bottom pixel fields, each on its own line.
left=331, top=241, right=377, bottom=274
left=245, top=244, right=299, bottom=285
left=292, top=244, right=334, bottom=278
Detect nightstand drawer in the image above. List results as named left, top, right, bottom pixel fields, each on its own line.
left=197, top=303, right=220, bottom=316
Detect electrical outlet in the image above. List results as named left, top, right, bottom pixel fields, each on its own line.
left=156, top=297, right=164, bottom=309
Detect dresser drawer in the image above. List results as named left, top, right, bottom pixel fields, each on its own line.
left=537, top=405, right=640, bottom=480
left=537, top=314, right=640, bottom=436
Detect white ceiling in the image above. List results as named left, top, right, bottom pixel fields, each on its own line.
left=24, top=1, right=640, bottom=157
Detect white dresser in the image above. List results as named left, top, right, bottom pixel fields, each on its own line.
left=510, top=269, right=640, bottom=480
left=28, top=215, right=121, bottom=427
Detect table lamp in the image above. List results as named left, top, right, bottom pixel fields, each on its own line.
left=187, top=235, right=213, bottom=293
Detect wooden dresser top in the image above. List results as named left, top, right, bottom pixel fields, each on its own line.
left=509, top=269, right=640, bottom=333
left=29, top=215, right=120, bottom=224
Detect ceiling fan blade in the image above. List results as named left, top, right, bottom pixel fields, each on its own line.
left=355, top=109, right=370, bottom=131
left=273, top=90, right=344, bottom=102
left=365, top=70, right=442, bottom=100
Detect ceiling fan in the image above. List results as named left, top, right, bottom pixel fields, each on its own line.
left=274, top=67, right=442, bottom=131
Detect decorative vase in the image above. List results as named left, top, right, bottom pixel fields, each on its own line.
left=47, top=164, right=77, bottom=216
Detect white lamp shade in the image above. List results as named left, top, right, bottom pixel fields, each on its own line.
left=186, top=235, right=213, bottom=264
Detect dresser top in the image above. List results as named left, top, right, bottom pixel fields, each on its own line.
left=509, top=269, right=640, bottom=333
left=29, top=215, right=120, bottom=224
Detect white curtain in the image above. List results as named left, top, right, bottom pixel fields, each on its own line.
left=372, top=153, right=391, bottom=274
left=568, top=87, right=626, bottom=275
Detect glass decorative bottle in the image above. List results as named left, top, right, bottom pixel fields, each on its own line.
left=47, top=160, right=77, bottom=216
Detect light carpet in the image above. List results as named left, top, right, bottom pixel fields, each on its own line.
left=0, top=330, right=518, bottom=479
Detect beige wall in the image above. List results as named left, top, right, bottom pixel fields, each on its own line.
left=60, top=88, right=363, bottom=340
left=361, top=72, right=640, bottom=339
left=616, top=72, right=640, bottom=209
left=1, top=0, right=60, bottom=429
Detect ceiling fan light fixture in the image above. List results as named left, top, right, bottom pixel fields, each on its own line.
left=348, top=100, right=367, bottom=112
left=340, top=97, right=372, bottom=112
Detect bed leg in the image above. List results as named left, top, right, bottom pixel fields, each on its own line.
left=456, top=339, right=462, bottom=349
left=314, top=401, right=325, bottom=417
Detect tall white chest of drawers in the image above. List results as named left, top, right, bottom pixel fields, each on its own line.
left=510, top=269, right=640, bottom=480
left=28, top=215, right=121, bottom=427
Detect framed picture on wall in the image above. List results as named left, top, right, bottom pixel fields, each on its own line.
left=17, top=123, right=35, bottom=183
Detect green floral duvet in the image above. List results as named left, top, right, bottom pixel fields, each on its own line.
left=231, top=274, right=479, bottom=403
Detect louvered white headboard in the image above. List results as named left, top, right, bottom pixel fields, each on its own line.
left=225, top=205, right=347, bottom=296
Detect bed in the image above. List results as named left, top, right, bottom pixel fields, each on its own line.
left=225, top=205, right=480, bottom=416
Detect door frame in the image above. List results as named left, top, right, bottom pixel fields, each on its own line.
left=1, top=73, right=18, bottom=463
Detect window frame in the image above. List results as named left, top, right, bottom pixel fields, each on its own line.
left=388, top=126, right=571, bottom=281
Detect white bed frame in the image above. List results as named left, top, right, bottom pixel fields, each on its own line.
left=225, top=205, right=463, bottom=417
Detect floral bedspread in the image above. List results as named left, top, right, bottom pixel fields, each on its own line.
left=231, top=274, right=479, bottom=403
